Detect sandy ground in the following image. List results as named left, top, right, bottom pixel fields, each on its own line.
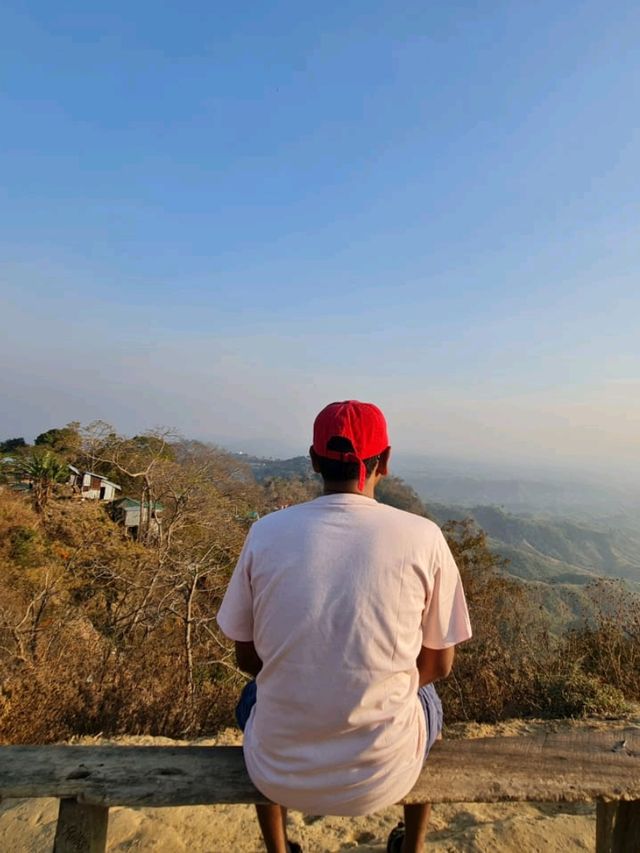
left=2, top=715, right=636, bottom=852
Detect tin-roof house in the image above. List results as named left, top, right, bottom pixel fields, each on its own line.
left=68, top=466, right=121, bottom=501
left=111, top=498, right=163, bottom=540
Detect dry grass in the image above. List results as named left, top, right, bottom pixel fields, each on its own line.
left=0, top=493, right=635, bottom=744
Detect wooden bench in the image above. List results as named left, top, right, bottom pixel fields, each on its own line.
left=1, top=726, right=639, bottom=852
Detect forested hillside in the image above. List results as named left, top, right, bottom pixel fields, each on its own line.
left=428, top=504, right=640, bottom=584
left=1, top=427, right=639, bottom=742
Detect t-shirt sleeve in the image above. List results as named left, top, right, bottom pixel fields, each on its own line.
left=216, top=534, right=254, bottom=642
left=421, top=529, right=472, bottom=649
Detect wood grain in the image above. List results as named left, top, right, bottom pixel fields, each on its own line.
left=1, top=727, right=639, bottom=808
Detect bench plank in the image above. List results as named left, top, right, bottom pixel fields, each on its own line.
left=1, top=727, right=639, bottom=807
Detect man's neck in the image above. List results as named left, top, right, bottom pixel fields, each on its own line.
left=322, top=481, right=377, bottom=499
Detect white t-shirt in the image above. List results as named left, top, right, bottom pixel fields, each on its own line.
left=217, top=493, right=472, bottom=815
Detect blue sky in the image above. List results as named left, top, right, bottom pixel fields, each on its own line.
left=1, top=1, right=639, bottom=479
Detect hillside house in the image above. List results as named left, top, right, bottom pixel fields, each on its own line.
left=68, top=466, right=121, bottom=501
left=111, top=498, right=163, bottom=539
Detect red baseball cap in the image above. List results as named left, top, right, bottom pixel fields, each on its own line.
left=312, top=400, right=390, bottom=490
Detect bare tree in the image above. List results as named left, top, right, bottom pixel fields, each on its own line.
left=80, top=423, right=177, bottom=543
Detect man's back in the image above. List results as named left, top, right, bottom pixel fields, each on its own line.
left=218, top=493, right=471, bottom=815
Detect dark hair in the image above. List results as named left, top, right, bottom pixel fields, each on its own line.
left=315, top=436, right=380, bottom=483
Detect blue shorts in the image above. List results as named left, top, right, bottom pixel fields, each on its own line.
left=236, top=680, right=443, bottom=758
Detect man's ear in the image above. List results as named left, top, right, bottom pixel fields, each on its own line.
left=309, top=446, right=321, bottom=473
left=377, top=446, right=391, bottom=477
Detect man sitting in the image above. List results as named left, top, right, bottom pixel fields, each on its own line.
left=217, top=400, right=472, bottom=852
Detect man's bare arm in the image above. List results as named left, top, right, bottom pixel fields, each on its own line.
left=416, top=645, right=455, bottom=687
left=235, top=640, right=262, bottom=677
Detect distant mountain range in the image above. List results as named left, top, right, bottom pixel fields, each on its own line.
left=235, top=453, right=312, bottom=481
left=233, top=451, right=640, bottom=627
left=395, top=460, right=640, bottom=622
left=427, top=503, right=640, bottom=585
left=391, top=455, right=640, bottom=520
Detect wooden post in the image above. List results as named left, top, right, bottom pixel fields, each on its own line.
left=53, top=798, right=109, bottom=853
left=596, top=800, right=640, bottom=853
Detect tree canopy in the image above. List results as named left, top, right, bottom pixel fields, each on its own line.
left=34, top=423, right=81, bottom=459
left=0, top=437, right=27, bottom=454
left=10, top=449, right=69, bottom=513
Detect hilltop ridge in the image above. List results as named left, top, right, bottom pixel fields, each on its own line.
left=233, top=452, right=640, bottom=584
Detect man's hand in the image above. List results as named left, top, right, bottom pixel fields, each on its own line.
left=235, top=640, right=263, bottom=677
left=416, top=645, right=455, bottom=687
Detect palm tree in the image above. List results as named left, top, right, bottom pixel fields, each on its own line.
left=12, top=450, right=68, bottom=513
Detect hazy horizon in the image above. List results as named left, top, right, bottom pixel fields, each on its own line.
left=2, top=407, right=638, bottom=495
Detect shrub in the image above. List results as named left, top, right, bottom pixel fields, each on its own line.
left=438, top=520, right=634, bottom=722
left=9, top=527, right=41, bottom=567
left=532, top=669, right=627, bottom=718
left=562, top=579, right=640, bottom=700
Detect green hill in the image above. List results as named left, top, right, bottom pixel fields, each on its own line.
left=426, top=502, right=640, bottom=629
left=428, top=503, right=640, bottom=585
